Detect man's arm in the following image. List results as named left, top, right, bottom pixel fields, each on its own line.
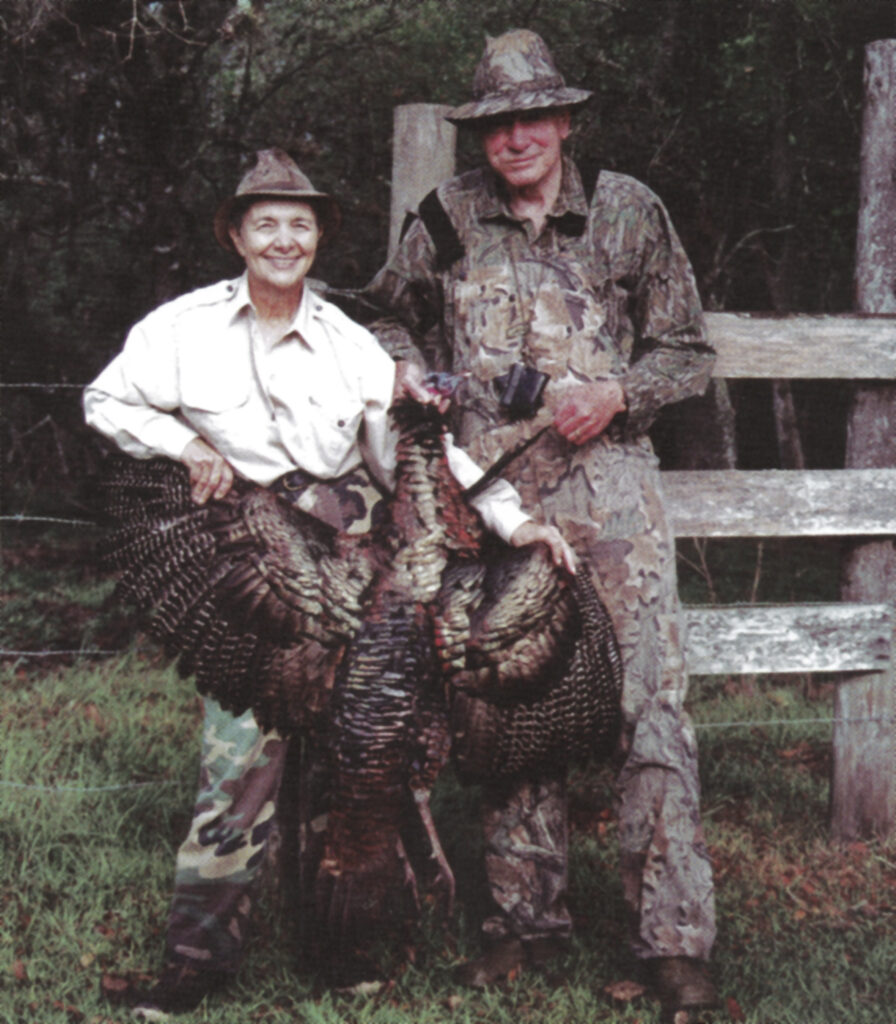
left=361, top=216, right=447, bottom=367
left=612, top=184, right=715, bottom=439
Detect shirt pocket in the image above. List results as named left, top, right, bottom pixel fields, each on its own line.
left=304, top=392, right=362, bottom=454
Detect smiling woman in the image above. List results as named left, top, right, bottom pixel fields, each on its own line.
left=229, top=200, right=322, bottom=311
left=80, top=146, right=574, bottom=1020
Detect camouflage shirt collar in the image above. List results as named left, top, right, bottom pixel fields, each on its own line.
left=477, top=156, right=590, bottom=236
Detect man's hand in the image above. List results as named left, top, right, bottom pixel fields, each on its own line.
left=553, top=379, right=626, bottom=446
left=393, top=360, right=450, bottom=413
left=181, top=437, right=235, bottom=505
left=509, top=520, right=578, bottom=575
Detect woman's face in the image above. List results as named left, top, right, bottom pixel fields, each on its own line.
left=229, top=199, right=321, bottom=294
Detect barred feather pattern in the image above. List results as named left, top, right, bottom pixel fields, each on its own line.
left=99, top=455, right=372, bottom=733
left=448, top=569, right=623, bottom=783
left=98, top=403, right=623, bottom=967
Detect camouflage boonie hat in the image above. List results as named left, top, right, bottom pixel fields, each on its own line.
left=447, top=29, right=592, bottom=125
left=214, top=147, right=341, bottom=251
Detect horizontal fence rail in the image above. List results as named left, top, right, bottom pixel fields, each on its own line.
left=705, top=312, right=896, bottom=379
left=683, top=603, right=893, bottom=675
left=664, top=467, right=896, bottom=537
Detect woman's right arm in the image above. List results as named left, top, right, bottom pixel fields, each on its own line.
left=83, top=319, right=200, bottom=461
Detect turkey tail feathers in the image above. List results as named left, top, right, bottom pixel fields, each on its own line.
left=449, top=567, right=624, bottom=783
left=98, top=456, right=363, bottom=732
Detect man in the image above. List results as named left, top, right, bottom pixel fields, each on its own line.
left=363, top=29, right=719, bottom=1019
left=84, top=148, right=571, bottom=1020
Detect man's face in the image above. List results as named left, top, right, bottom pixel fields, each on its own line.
left=229, top=199, right=321, bottom=293
left=480, top=108, right=571, bottom=192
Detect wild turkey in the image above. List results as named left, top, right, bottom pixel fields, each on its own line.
left=99, top=400, right=623, bottom=978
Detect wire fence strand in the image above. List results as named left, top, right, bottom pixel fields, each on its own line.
left=0, top=778, right=187, bottom=794
left=1, top=514, right=97, bottom=526
left=0, top=382, right=86, bottom=389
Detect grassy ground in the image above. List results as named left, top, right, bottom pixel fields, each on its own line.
left=1, top=536, right=895, bottom=1024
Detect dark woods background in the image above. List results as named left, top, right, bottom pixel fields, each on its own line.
left=2, top=0, right=895, bottom=511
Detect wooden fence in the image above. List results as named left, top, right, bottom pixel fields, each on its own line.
left=673, top=313, right=896, bottom=841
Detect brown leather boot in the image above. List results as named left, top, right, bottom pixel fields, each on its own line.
left=647, top=956, right=719, bottom=1020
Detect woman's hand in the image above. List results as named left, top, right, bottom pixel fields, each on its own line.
left=509, top=520, right=578, bottom=575
left=181, top=437, right=235, bottom=504
left=393, top=360, right=451, bottom=413
left=553, top=379, right=626, bottom=446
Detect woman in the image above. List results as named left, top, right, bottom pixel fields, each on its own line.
left=84, top=148, right=573, bottom=1020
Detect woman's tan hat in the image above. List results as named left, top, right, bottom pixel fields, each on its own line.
left=213, top=148, right=341, bottom=251
left=446, top=29, right=591, bottom=125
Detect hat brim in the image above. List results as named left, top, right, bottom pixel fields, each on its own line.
left=214, top=191, right=342, bottom=252
left=446, top=86, right=592, bottom=126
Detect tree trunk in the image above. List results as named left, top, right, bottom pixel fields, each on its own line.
left=833, top=39, right=896, bottom=841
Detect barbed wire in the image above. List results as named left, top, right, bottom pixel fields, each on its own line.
left=0, top=382, right=85, bottom=389
left=0, top=648, right=120, bottom=658
left=0, top=514, right=97, bottom=526
left=695, top=715, right=893, bottom=730
left=0, top=778, right=187, bottom=794
left=1, top=713, right=892, bottom=798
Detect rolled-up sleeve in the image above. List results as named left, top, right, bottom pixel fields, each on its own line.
left=83, top=319, right=199, bottom=461
left=443, top=436, right=530, bottom=543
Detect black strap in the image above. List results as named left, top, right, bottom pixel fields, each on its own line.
left=463, top=426, right=550, bottom=500
left=418, top=188, right=465, bottom=271
left=579, top=159, right=600, bottom=205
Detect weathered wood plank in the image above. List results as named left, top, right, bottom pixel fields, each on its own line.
left=832, top=39, right=896, bottom=841
left=705, top=312, right=896, bottom=380
left=663, top=467, right=896, bottom=537
left=683, top=603, right=893, bottom=675
left=831, top=667, right=896, bottom=840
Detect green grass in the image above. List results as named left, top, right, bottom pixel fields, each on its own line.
left=1, top=540, right=895, bottom=1024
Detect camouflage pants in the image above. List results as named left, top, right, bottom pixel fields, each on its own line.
left=165, top=469, right=387, bottom=971
left=476, top=431, right=716, bottom=961
left=166, top=698, right=288, bottom=971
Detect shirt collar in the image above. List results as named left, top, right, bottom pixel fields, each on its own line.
left=228, top=272, right=325, bottom=351
left=476, top=156, right=589, bottom=237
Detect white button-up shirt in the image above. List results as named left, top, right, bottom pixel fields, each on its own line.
left=84, top=275, right=529, bottom=541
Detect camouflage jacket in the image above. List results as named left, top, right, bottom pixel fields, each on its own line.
left=363, top=158, right=714, bottom=446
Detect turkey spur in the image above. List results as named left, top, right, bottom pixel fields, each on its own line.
left=99, top=400, right=623, bottom=965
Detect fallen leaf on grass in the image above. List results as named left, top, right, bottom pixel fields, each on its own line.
left=83, top=703, right=106, bottom=732
left=603, top=978, right=646, bottom=1002
left=727, top=995, right=746, bottom=1021
left=12, top=958, right=28, bottom=981
left=52, top=1000, right=85, bottom=1022
left=99, top=974, right=133, bottom=1006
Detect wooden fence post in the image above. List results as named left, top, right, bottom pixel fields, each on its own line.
left=388, top=104, right=456, bottom=258
left=833, top=39, right=896, bottom=841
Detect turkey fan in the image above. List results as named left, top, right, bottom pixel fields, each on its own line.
left=98, top=400, right=623, bottom=981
